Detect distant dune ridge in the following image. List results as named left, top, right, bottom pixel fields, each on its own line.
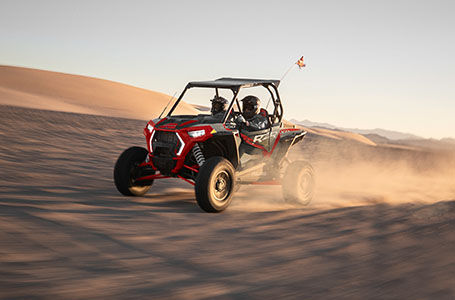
left=299, top=125, right=377, bottom=146
left=291, top=119, right=455, bottom=151
left=0, top=65, right=199, bottom=120
left=290, top=118, right=422, bottom=140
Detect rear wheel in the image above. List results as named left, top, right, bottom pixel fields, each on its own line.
left=195, top=157, right=236, bottom=212
left=282, top=160, right=314, bottom=205
left=114, top=146, right=153, bottom=196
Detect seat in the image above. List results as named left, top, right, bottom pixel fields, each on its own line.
left=259, top=108, right=272, bottom=129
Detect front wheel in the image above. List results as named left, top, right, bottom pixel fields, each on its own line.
left=195, top=157, right=236, bottom=213
left=114, top=146, right=153, bottom=196
left=282, top=160, right=315, bottom=205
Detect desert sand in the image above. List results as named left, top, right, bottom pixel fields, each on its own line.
left=0, top=65, right=199, bottom=119
left=0, top=67, right=454, bottom=298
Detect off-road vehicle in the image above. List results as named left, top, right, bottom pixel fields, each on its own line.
left=114, top=78, right=314, bottom=212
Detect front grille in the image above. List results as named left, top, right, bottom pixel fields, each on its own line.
left=152, top=130, right=179, bottom=157
left=152, top=157, right=176, bottom=175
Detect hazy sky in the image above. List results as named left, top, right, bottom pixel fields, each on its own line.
left=1, top=0, right=454, bottom=138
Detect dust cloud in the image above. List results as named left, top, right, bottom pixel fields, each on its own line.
left=232, top=135, right=455, bottom=211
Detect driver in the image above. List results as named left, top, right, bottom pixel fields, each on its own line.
left=236, top=95, right=269, bottom=131
left=210, top=96, right=228, bottom=120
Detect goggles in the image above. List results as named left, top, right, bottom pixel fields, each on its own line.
left=244, top=104, right=258, bottom=111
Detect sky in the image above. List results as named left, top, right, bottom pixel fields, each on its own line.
left=1, top=0, right=454, bottom=138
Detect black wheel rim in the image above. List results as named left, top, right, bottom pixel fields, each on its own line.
left=129, top=162, right=149, bottom=192
left=212, top=170, right=231, bottom=202
left=129, top=162, right=141, bottom=185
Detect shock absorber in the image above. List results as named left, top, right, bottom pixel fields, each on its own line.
left=192, top=143, right=205, bottom=166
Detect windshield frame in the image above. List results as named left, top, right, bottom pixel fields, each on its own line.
left=166, top=83, right=283, bottom=125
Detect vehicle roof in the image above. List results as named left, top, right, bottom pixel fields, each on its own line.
left=187, top=77, right=280, bottom=89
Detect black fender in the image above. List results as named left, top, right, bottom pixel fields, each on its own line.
left=200, top=132, right=241, bottom=169
left=270, top=130, right=306, bottom=161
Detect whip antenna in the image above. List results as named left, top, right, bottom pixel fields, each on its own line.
left=266, top=56, right=305, bottom=110
left=159, top=92, right=177, bottom=119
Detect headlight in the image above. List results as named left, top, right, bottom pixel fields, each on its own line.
left=188, top=129, right=206, bottom=138
left=147, top=124, right=154, bottom=132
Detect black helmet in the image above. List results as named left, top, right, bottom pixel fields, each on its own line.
left=210, top=96, right=228, bottom=115
left=241, top=95, right=260, bottom=119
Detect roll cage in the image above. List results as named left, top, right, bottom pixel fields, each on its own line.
left=167, top=78, right=284, bottom=125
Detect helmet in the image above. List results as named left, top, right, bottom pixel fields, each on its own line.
left=241, top=95, right=260, bottom=119
left=210, top=96, right=228, bottom=115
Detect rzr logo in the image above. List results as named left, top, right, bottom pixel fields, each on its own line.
left=253, top=133, right=268, bottom=143
left=252, top=132, right=278, bottom=143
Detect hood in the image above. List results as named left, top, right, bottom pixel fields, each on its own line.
left=154, top=114, right=222, bottom=130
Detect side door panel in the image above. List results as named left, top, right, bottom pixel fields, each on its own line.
left=240, top=128, right=271, bottom=151
left=268, top=124, right=281, bottom=153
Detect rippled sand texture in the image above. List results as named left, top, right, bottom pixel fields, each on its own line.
left=1, top=106, right=454, bottom=299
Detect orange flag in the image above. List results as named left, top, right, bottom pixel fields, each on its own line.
left=296, top=56, right=306, bottom=68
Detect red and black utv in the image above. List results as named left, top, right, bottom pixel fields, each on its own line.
left=114, top=78, right=314, bottom=212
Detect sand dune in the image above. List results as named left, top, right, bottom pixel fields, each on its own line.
left=302, top=126, right=377, bottom=146
left=282, top=119, right=377, bottom=146
left=0, top=65, right=199, bottom=120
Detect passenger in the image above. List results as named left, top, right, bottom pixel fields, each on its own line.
left=210, top=96, right=228, bottom=120
left=236, top=95, right=269, bottom=131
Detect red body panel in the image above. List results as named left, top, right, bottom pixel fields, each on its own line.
left=143, top=119, right=213, bottom=174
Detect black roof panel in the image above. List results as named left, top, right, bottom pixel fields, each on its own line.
left=188, top=77, right=280, bottom=89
